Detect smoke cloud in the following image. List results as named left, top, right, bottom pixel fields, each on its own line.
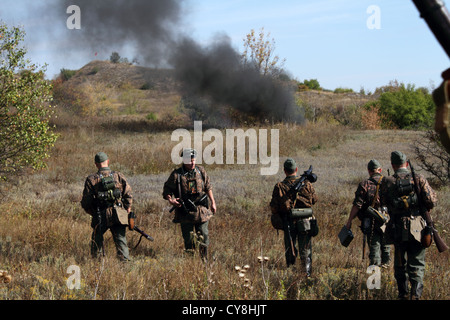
left=171, top=36, right=299, bottom=122
left=45, top=0, right=183, bottom=67
left=39, top=0, right=301, bottom=122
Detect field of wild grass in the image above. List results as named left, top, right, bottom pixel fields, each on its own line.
left=0, top=117, right=448, bottom=300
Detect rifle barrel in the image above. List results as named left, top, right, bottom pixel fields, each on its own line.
left=134, top=226, right=154, bottom=241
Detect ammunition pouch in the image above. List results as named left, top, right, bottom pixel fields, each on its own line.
left=97, top=189, right=122, bottom=203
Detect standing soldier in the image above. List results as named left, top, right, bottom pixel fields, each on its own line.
left=270, top=158, right=318, bottom=275
left=81, top=152, right=133, bottom=261
left=345, top=159, right=391, bottom=267
left=380, top=151, right=437, bottom=300
left=163, top=148, right=216, bottom=261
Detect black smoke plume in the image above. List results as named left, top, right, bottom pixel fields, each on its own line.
left=171, top=36, right=299, bottom=122
left=44, top=0, right=182, bottom=67
left=40, top=0, right=302, bottom=122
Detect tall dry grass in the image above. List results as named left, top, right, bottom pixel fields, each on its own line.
left=0, top=118, right=448, bottom=300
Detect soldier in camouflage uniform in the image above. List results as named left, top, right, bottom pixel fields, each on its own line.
left=380, top=151, right=437, bottom=300
left=81, top=152, right=133, bottom=261
left=163, top=148, right=216, bottom=260
left=270, top=158, right=318, bottom=274
left=345, top=159, right=391, bottom=267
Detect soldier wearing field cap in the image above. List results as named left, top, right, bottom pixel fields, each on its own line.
left=346, top=159, right=391, bottom=267
left=81, top=152, right=133, bottom=261
left=270, top=158, right=318, bottom=275
left=380, top=151, right=437, bottom=300
left=163, top=148, right=216, bottom=261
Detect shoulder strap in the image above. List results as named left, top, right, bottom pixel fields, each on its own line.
left=371, top=175, right=383, bottom=207
left=281, top=178, right=299, bottom=207
left=195, top=165, right=205, bottom=182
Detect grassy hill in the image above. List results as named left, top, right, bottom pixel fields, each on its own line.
left=54, top=60, right=376, bottom=129
left=0, top=61, right=448, bottom=300
left=67, top=60, right=177, bottom=91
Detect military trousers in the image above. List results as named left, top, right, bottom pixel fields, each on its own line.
left=367, top=230, right=391, bottom=266
left=393, top=239, right=426, bottom=299
left=91, top=223, right=130, bottom=261
left=283, top=219, right=312, bottom=273
left=180, top=220, right=209, bottom=252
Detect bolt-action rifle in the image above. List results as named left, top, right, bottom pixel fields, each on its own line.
left=408, top=160, right=448, bottom=252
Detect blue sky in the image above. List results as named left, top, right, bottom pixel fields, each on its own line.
left=1, top=0, right=449, bottom=92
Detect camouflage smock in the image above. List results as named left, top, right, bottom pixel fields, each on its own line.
left=163, top=165, right=213, bottom=223
left=353, top=172, right=384, bottom=219
left=270, top=175, right=318, bottom=219
left=380, top=167, right=437, bottom=243
left=81, top=167, right=133, bottom=227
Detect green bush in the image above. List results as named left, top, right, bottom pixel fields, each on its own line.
left=60, top=68, right=77, bottom=81
left=376, top=83, right=435, bottom=129
left=365, top=82, right=435, bottom=129
left=298, top=79, right=321, bottom=90
left=334, top=87, right=354, bottom=94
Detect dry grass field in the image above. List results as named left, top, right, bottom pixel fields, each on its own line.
left=0, top=114, right=448, bottom=300
left=0, top=61, right=448, bottom=301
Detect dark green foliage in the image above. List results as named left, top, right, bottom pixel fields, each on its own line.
left=366, top=82, right=435, bottom=129
left=0, top=23, right=58, bottom=180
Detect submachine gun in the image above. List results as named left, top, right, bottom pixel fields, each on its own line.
left=412, top=0, right=450, bottom=153
left=128, top=212, right=154, bottom=249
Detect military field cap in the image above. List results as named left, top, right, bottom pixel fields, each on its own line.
left=95, top=152, right=109, bottom=163
left=180, top=148, right=197, bottom=158
left=284, top=158, right=297, bottom=171
left=367, top=159, right=381, bottom=170
left=391, top=151, right=407, bottom=165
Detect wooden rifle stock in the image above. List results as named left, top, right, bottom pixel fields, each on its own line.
left=424, top=211, right=449, bottom=252
left=408, top=160, right=448, bottom=253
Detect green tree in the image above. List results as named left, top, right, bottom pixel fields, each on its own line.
left=303, top=79, right=321, bottom=90
left=0, top=23, right=58, bottom=180
left=376, top=82, right=435, bottom=129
